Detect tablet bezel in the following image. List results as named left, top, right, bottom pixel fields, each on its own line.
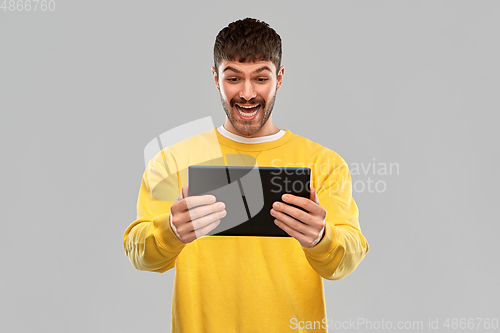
left=188, top=165, right=311, bottom=237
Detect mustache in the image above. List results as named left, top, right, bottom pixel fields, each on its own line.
left=230, top=98, right=265, bottom=107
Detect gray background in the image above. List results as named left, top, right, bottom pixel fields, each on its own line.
left=1, top=0, right=499, bottom=332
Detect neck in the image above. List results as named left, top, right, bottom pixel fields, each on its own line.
left=223, top=119, right=280, bottom=138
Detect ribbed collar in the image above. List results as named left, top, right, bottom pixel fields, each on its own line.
left=217, top=124, right=287, bottom=144
left=208, top=126, right=294, bottom=152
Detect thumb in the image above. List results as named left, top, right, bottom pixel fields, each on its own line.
left=176, top=186, right=188, bottom=202
left=310, top=187, right=320, bottom=205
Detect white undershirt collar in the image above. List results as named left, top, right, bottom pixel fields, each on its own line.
left=217, top=124, right=286, bottom=144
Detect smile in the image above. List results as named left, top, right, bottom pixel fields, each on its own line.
left=236, top=104, right=260, bottom=117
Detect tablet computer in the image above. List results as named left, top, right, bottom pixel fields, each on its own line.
left=188, top=165, right=311, bottom=237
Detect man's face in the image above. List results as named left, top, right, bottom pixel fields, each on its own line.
left=212, top=59, right=284, bottom=137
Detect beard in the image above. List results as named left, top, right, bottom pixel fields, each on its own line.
left=219, top=91, right=277, bottom=137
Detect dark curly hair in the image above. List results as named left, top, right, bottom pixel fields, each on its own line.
left=213, top=18, right=282, bottom=77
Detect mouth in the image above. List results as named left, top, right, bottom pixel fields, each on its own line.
left=235, top=104, right=260, bottom=120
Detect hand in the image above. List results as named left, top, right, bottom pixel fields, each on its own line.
left=170, top=186, right=227, bottom=243
left=270, top=187, right=326, bottom=248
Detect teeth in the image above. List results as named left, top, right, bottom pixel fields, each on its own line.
left=238, top=104, right=259, bottom=109
left=236, top=105, right=259, bottom=116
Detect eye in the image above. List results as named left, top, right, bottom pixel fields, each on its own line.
left=257, top=78, right=268, bottom=82
left=227, top=78, right=239, bottom=82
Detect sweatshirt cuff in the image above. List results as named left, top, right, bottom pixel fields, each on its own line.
left=153, top=213, right=186, bottom=252
left=303, top=223, right=338, bottom=257
left=309, top=225, right=325, bottom=247
left=170, top=212, right=183, bottom=240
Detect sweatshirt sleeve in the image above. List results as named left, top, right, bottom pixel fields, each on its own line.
left=123, top=151, right=186, bottom=273
left=302, top=159, right=369, bottom=280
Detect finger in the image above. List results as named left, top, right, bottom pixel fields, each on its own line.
left=182, top=219, right=221, bottom=242
left=309, top=187, right=320, bottom=205
left=175, top=186, right=188, bottom=202
left=272, top=202, right=310, bottom=225
left=282, top=194, right=314, bottom=212
left=170, top=194, right=215, bottom=215
left=282, top=193, right=320, bottom=215
left=271, top=209, right=315, bottom=237
left=312, top=187, right=320, bottom=205
left=274, top=219, right=311, bottom=246
left=187, top=202, right=225, bottom=224
left=184, top=195, right=217, bottom=211
left=177, top=208, right=225, bottom=235
left=194, top=215, right=223, bottom=238
left=182, top=185, right=189, bottom=199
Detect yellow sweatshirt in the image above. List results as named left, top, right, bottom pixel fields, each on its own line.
left=123, top=127, right=369, bottom=332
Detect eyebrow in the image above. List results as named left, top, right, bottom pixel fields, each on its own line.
left=223, top=66, right=273, bottom=75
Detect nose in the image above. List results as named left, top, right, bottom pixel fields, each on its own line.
left=239, top=81, right=257, bottom=101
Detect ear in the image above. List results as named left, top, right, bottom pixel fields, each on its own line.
left=211, top=66, right=220, bottom=91
left=276, top=66, right=285, bottom=91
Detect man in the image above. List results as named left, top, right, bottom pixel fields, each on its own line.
left=123, top=18, right=369, bottom=332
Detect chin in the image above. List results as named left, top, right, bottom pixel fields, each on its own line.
left=233, top=123, right=261, bottom=136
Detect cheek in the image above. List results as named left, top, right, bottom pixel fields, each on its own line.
left=220, top=85, right=236, bottom=102
left=259, top=86, right=275, bottom=100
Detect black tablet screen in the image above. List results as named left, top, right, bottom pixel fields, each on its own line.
left=188, top=166, right=311, bottom=237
